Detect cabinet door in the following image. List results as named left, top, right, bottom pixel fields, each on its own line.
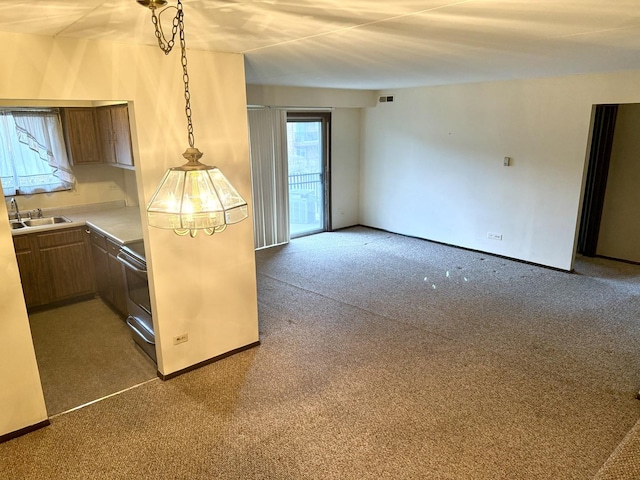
left=63, top=108, right=102, bottom=165
left=90, top=233, right=113, bottom=303
left=96, top=107, right=116, bottom=165
left=37, top=228, right=95, bottom=301
left=13, top=235, right=48, bottom=308
left=111, top=105, right=134, bottom=167
left=90, top=229, right=127, bottom=317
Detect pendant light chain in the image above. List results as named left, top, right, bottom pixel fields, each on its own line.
left=179, top=13, right=195, bottom=148
left=141, top=0, right=250, bottom=236
left=150, top=0, right=195, bottom=148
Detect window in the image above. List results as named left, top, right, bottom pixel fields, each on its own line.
left=287, top=112, right=330, bottom=238
left=247, top=108, right=331, bottom=249
left=0, top=109, right=75, bottom=196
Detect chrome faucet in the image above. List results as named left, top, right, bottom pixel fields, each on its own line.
left=10, top=197, right=20, bottom=221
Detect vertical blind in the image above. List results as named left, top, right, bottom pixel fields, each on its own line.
left=247, top=108, right=289, bottom=250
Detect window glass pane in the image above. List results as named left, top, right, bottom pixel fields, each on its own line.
left=287, top=120, right=324, bottom=237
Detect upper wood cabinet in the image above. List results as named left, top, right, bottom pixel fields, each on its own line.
left=62, top=108, right=102, bottom=165
left=96, top=105, right=134, bottom=168
left=96, top=107, right=115, bottom=165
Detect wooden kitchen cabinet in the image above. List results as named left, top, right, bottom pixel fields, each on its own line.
left=12, top=235, right=47, bottom=307
left=96, top=104, right=134, bottom=168
left=13, top=226, right=95, bottom=309
left=96, top=107, right=115, bottom=165
left=38, top=228, right=95, bottom=301
left=89, top=227, right=128, bottom=316
left=90, top=229, right=112, bottom=303
left=61, top=108, right=102, bottom=165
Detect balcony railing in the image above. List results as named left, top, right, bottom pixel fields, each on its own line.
left=288, top=172, right=322, bottom=198
left=288, top=173, right=322, bottom=229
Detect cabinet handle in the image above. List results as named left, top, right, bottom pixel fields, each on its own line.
left=85, top=229, right=90, bottom=234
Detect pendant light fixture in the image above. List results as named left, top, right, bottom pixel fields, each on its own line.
left=138, top=0, right=248, bottom=237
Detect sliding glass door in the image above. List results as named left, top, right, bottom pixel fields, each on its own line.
left=286, top=113, right=330, bottom=238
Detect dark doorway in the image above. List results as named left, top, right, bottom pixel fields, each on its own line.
left=577, top=104, right=618, bottom=256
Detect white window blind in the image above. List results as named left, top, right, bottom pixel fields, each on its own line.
left=0, top=109, right=75, bottom=196
left=247, top=108, right=289, bottom=250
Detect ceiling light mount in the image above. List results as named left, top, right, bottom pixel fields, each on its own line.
left=139, top=0, right=248, bottom=238
left=136, top=0, right=168, bottom=8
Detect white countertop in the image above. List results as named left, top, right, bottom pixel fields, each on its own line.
left=10, top=202, right=143, bottom=245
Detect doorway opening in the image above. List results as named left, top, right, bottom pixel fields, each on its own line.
left=286, top=112, right=330, bottom=238
left=577, top=104, right=618, bottom=256
left=577, top=103, right=640, bottom=264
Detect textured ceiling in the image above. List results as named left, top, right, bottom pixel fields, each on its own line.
left=1, top=0, right=640, bottom=89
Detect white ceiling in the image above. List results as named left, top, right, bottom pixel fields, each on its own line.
left=1, top=0, right=640, bottom=90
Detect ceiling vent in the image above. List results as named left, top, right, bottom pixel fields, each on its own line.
left=379, top=95, right=394, bottom=103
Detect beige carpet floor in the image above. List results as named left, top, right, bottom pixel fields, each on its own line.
left=2, top=226, right=640, bottom=479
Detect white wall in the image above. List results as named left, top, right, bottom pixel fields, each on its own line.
left=246, top=84, right=370, bottom=230
left=0, top=198, right=47, bottom=436
left=3, top=164, right=133, bottom=214
left=331, top=109, right=361, bottom=229
left=246, top=84, right=377, bottom=109
left=0, top=32, right=258, bottom=436
left=597, top=103, right=640, bottom=262
left=361, top=71, right=640, bottom=271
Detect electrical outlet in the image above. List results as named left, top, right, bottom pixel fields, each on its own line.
left=173, top=333, right=188, bottom=345
left=487, top=232, right=503, bottom=241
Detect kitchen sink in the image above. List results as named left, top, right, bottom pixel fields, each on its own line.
left=8, top=215, right=72, bottom=229
left=22, top=216, right=71, bottom=227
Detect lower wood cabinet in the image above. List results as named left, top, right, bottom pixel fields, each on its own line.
left=13, top=227, right=95, bottom=309
left=89, top=227, right=128, bottom=316
left=13, top=235, right=46, bottom=308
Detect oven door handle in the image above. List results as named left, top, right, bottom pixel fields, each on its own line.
left=126, top=316, right=155, bottom=345
left=116, top=252, right=147, bottom=274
